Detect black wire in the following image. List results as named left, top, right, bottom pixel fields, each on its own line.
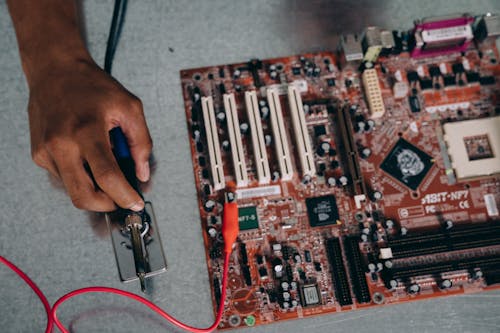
left=104, top=0, right=128, bottom=74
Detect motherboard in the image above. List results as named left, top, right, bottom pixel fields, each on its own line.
left=180, top=13, right=500, bottom=329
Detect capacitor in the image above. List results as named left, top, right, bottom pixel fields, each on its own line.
left=385, top=219, right=394, bottom=229
left=222, top=140, right=230, bottom=151
left=193, top=129, right=201, bottom=142
left=306, top=67, right=313, bottom=76
left=302, top=174, right=311, bottom=184
left=265, top=134, right=272, bottom=146
left=193, top=92, right=201, bottom=102
left=274, top=264, right=283, bottom=273
left=376, top=262, right=384, bottom=272
left=361, top=147, right=371, bottom=158
left=372, top=191, right=383, bottom=201
left=408, top=284, right=420, bottom=294
left=440, top=279, right=452, bottom=289
left=400, top=227, right=408, bottom=236
left=283, top=291, right=291, bottom=301
left=207, top=227, right=217, bottom=238
left=294, top=254, right=301, bottom=263
left=366, top=119, right=376, bottom=131
left=389, top=279, right=398, bottom=289
left=317, top=142, right=330, bottom=156
left=365, top=61, right=374, bottom=69
left=368, top=263, right=376, bottom=272
left=240, top=122, right=249, bottom=134
left=216, top=112, right=226, bottom=122
left=283, top=302, right=290, bottom=309
left=361, top=234, right=369, bottom=242
left=356, top=121, right=365, bottom=133
left=290, top=281, right=297, bottom=291
left=445, top=220, right=454, bottom=230
left=339, top=175, right=348, bottom=186
left=204, top=200, right=216, bottom=212
left=281, top=282, right=289, bottom=291
left=362, top=227, right=370, bottom=235
left=269, top=64, right=277, bottom=72
left=260, top=106, right=269, bottom=119
left=313, top=67, right=321, bottom=76
left=384, top=260, right=393, bottom=269
left=272, top=171, right=280, bottom=182
left=291, top=300, right=299, bottom=307
left=303, top=104, right=310, bottom=114
left=233, top=69, right=241, bottom=78
left=327, top=177, right=336, bottom=187
left=259, top=100, right=267, bottom=107
left=270, top=71, right=278, bottom=79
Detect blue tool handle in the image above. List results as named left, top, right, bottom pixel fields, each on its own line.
left=110, top=127, right=143, bottom=198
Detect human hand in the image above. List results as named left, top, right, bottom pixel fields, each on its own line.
left=27, top=58, right=152, bottom=212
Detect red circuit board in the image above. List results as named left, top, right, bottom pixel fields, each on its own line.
left=180, top=15, right=500, bottom=330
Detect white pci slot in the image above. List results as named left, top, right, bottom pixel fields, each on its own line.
left=287, top=86, right=316, bottom=178
left=223, top=93, right=249, bottom=188
left=267, top=88, right=294, bottom=181
left=201, top=96, right=225, bottom=191
left=245, top=91, right=271, bottom=184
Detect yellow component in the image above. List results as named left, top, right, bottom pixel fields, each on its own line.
left=362, top=68, right=386, bottom=118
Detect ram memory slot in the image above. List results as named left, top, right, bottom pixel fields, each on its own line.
left=287, top=85, right=316, bottom=178
left=224, top=93, right=249, bottom=188
left=201, top=96, right=225, bottom=191
left=245, top=91, right=270, bottom=184
left=325, top=238, right=353, bottom=306
left=344, top=237, right=371, bottom=303
left=267, top=88, right=293, bottom=181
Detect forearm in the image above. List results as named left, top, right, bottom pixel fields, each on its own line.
left=7, top=0, right=91, bottom=88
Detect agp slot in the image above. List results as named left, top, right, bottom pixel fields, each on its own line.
left=344, top=237, right=371, bottom=304
left=325, top=238, right=353, bottom=306
left=337, top=104, right=366, bottom=196
left=245, top=91, right=271, bottom=184
left=224, top=93, right=249, bottom=188
left=267, top=88, right=293, bottom=181
left=287, top=85, right=316, bottom=178
left=201, top=96, right=225, bottom=191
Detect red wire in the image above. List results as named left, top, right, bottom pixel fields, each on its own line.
left=1, top=252, right=231, bottom=333
left=0, top=255, right=54, bottom=333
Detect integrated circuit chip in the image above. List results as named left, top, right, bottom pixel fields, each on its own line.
left=238, top=206, right=259, bottom=230
left=380, top=138, right=433, bottom=190
left=306, top=195, right=340, bottom=227
left=300, top=284, right=321, bottom=307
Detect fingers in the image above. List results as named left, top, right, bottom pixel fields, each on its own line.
left=32, top=147, right=60, bottom=180
left=83, top=137, right=144, bottom=211
left=119, top=98, right=152, bottom=182
left=52, top=147, right=116, bottom=212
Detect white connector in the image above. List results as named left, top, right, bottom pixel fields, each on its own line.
left=223, top=93, right=249, bottom=188
left=362, top=68, right=385, bottom=118
left=201, top=96, right=225, bottom=191
left=267, top=88, right=293, bottom=181
left=287, top=86, right=316, bottom=178
left=245, top=91, right=271, bottom=184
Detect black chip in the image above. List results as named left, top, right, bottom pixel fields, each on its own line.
left=380, top=138, right=433, bottom=190
left=452, top=63, right=464, bottom=74
left=429, top=66, right=441, bottom=77
left=314, top=125, right=327, bottom=137
left=480, top=76, right=496, bottom=85
left=406, top=71, right=419, bottom=82
left=443, top=75, right=456, bottom=86
left=408, top=95, right=421, bottom=113
left=419, top=78, right=433, bottom=90
left=292, top=67, right=301, bottom=75
left=466, top=72, right=480, bottom=83
left=326, top=78, right=336, bottom=87
left=306, top=195, right=340, bottom=227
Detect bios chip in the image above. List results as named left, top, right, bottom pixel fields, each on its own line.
left=238, top=206, right=259, bottom=230
left=380, top=138, right=433, bottom=190
left=306, top=195, right=340, bottom=227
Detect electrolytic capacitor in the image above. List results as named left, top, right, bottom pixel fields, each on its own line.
left=327, top=177, right=336, bottom=187
left=204, top=200, right=216, bottom=212
left=372, top=191, right=383, bottom=201
left=233, top=69, right=241, bottom=78
left=316, top=142, right=331, bottom=157
left=265, top=134, right=272, bottom=146
left=222, top=140, right=230, bottom=151
left=270, top=71, right=277, bottom=79
left=240, top=122, right=249, bottom=134
left=216, top=112, right=226, bottom=122
left=339, top=176, right=348, bottom=186
left=260, top=106, right=269, bottom=119
left=361, top=147, right=371, bottom=158
left=207, top=227, right=217, bottom=238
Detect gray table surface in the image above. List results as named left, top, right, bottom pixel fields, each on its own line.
left=1, top=0, right=500, bottom=332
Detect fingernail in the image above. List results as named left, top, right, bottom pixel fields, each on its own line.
left=141, top=161, right=150, bottom=182
left=129, top=201, right=144, bottom=212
